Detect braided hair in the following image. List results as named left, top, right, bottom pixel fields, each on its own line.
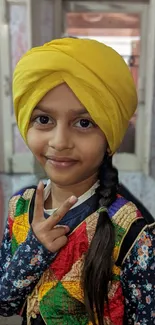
left=82, top=153, right=119, bottom=325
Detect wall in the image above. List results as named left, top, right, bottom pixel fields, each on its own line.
left=63, top=0, right=149, bottom=2
left=150, top=73, right=155, bottom=179
left=0, top=1, right=5, bottom=172
left=0, top=76, right=5, bottom=172
left=31, top=0, right=63, bottom=47
left=119, top=171, right=155, bottom=216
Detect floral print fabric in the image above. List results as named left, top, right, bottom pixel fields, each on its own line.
left=121, top=225, right=155, bottom=324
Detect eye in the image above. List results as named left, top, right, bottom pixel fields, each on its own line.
left=75, top=119, right=95, bottom=129
left=34, top=115, right=53, bottom=125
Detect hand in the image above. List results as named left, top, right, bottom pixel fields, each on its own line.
left=31, top=181, right=78, bottom=252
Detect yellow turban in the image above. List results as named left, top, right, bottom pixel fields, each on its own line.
left=13, top=38, right=137, bottom=153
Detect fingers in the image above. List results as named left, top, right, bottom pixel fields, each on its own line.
left=31, top=183, right=75, bottom=253
left=46, top=195, right=78, bottom=229
left=33, top=181, right=45, bottom=223
left=49, top=236, right=68, bottom=253
left=51, top=225, right=70, bottom=240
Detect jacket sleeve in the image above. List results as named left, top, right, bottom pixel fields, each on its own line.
left=0, top=214, right=56, bottom=316
left=120, top=223, right=155, bottom=324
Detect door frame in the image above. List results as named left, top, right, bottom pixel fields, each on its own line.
left=0, top=0, right=34, bottom=173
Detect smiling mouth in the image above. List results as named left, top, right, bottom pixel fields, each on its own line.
left=45, top=156, right=78, bottom=168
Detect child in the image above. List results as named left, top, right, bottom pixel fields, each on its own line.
left=0, top=38, right=154, bottom=325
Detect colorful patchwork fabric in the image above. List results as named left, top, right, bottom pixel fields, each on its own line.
left=1, top=188, right=154, bottom=324
left=8, top=189, right=143, bottom=325
left=0, top=188, right=56, bottom=317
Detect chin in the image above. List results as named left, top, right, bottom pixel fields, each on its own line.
left=45, top=169, right=75, bottom=186
left=47, top=176, right=78, bottom=187
left=45, top=168, right=88, bottom=187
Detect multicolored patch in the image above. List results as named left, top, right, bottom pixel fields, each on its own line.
left=11, top=189, right=142, bottom=325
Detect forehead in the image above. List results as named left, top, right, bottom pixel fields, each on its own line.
left=38, top=83, right=84, bottom=111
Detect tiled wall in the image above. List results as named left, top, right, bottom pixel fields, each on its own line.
left=150, top=91, right=155, bottom=179
left=119, top=171, right=155, bottom=216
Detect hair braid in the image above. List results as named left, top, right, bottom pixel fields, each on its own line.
left=82, top=153, right=119, bottom=325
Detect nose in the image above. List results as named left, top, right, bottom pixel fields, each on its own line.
left=48, top=124, right=73, bottom=151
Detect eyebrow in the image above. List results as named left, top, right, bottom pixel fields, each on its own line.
left=34, top=106, right=89, bottom=116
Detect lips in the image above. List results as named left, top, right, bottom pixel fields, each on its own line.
left=45, top=156, right=78, bottom=168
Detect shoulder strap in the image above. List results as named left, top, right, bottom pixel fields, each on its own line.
left=116, top=184, right=154, bottom=266
left=29, top=185, right=47, bottom=224
left=115, top=218, right=146, bottom=266
left=29, top=186, right=37, bottom=224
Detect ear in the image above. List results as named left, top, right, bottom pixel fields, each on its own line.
left=106, top=147, right=114, bottom=158
left=107, top=147, right=111, bottom=155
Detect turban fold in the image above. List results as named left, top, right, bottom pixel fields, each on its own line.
left=13, top=38, right=137, bottom=153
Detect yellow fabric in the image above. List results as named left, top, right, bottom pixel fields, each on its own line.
left=13, top=38, right=137, bottom=153
left=13, top=213, right=30, bottom=244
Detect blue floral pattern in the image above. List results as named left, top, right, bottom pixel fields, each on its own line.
left=121, top=225, right=155, bottom=324
left=0, top=224, right=55, bottom=316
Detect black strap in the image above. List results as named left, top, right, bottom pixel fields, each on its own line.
left=116, top=183, right=154, bottom=266
left=116, top=218, right=147, bottom=266
left=28, top=186, right=37, bottom=224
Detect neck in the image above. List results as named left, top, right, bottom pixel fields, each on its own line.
left=45, top=173, right=98, bottom=209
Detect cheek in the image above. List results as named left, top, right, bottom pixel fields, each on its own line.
left=26, top=129, right=45, bottom=157
left=79, top=134, right=107, bottom=164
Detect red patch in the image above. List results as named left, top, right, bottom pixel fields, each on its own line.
left=8, top=216, right=14, bottom=238
left=104, top=283, right=124, bottom=325
left=136, top=209, right=142, bottom=218
left=50, top=221, right=89, bottom=280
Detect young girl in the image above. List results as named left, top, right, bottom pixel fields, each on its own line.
left=0, top=38, right=154, bottom=325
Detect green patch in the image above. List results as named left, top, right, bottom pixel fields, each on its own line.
left=15, top=197, right=29, bottom=217
left=11, top=234, right=19, bottom=255
left=112, top=273, right=120, bottom=281
left=40, top=281, right=88, bottom=325
left=112, top=222, right=126, bottom=246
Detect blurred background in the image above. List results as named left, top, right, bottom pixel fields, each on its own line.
left=0, top=0, right=155, bottom=323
